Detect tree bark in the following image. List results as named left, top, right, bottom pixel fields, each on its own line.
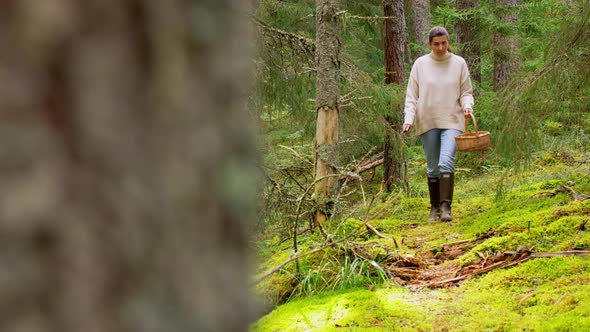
left=383, top=0, right=406, bottom=192
left=314, top=0, right=341, bottom=225
left=493, top=0, right=520, bottom=91
left=456, top=0, right=481, bottom=84
left=0, top=1, right=255, bottom=331
left=413, top=0, right=431, bottom=59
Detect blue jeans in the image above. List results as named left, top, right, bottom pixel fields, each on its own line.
left=420, top=129, right=462, bottom=178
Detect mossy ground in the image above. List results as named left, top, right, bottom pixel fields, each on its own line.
left=253, top=156, right=590, bottom=331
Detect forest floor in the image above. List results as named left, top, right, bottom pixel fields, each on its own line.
left=251, top=151, right=590, bottom=331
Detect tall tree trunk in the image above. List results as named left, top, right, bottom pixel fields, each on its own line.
left=0, top=1, right=255, bottom=331
left=456, top=0, right=481, bottom=85
left=413, top=0, right=431, bottom=59
left=493, top=0, right=520, bottom=91
left=383, top=0, right=406, bottom=192
left=314, top=0, right=341, bottom=225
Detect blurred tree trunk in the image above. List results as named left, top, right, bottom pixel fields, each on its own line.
left=413, top=0, right=431, bottom=59
left=456, top=0, right=481, bottom=85
left=383, top=0, right=406, bottom=192
left=493, top=0, right=520, bottom=91
left=314, top=0, right=341, bottom=225
left=0, top=1, right=255, bottom=331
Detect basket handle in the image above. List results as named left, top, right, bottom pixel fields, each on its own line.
left=465, top=112, right=479, bottom=134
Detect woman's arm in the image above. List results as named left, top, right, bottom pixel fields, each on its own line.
left=403, top=66, right=419, bottom=132
left=459, top=60, right=474, bottom=114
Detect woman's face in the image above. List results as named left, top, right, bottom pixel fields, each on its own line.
left=429, top=35, right=449, bottom=57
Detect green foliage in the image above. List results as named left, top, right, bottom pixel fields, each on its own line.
left=431, top=1, right=462, bottom=29
left=493, top=1, right=590, bottom=166
left=288, top=245, right=390, bottom=299
left=257, top=0, right=316, bottom=34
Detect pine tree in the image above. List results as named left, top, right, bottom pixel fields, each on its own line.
left=314, top=0, right=342, bottom=224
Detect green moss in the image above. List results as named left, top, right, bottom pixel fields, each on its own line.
left=444, top=257, right=590, bottom=331
left=255, top=248, right=296, bottom=306
left=251, top=287, right=434, bottom=331
left=333, top=218, right=367, bottom=239
left=254, top=145, right=590, bottom=330
left=254, top=256, right=590, bottom=331
left=570, top=232, right=590, bottom=250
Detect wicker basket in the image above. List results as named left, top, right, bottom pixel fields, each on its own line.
left=455, top=113, right=490, bottom=152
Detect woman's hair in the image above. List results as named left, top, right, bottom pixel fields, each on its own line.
left=428, top=26, right=452, bottom=52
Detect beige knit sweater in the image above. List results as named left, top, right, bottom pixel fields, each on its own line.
left=403, top=52, right=474, bottom=136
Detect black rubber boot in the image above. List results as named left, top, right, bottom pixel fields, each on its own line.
left=427, top=177, right=440, bottom=221
left=440, top=173, right=454, bottom=222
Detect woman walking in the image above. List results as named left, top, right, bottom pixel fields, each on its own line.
left=402, top=26, right=474, bottom=222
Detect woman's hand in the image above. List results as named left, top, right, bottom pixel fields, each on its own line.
left=464, top=108, right=474, bottom=118
left=403, top=123, right=412, bottom=132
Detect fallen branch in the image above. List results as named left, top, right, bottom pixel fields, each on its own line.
left=418, top=250, right=590, bottom=289
left=530, top=250, right=590, bottom=258
left=441, top=239, right=471, bottom=249
left=554, top=293, right=568, bottom=305
left=278, top=144, right=314, bottom=167
left=357, top=158, right=384, bottom=174
left=363, top=188, right=400, bottom=248
left=251, top=242, right=336, bottom=286
left=518, top=293, right=537, bottom=304
left=423, top=254, right=531, bottom=289
left=561, top=184, right=590, bottom=201
left=252, top=229, right=368, bottom=286
left=365, top=221, right=398, bottom=248
left=346, top=15, right=396, bottom=20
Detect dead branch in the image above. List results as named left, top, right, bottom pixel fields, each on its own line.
left=365, top=222, right=399, bottom=248
left=358, top=151, right=383, bottom=166
left=518, top=293, right=537, bottom=304
left=358, top=158, right=384, bottom=174
left=292, top=174, right=342, bottom=253
left=359, top=148, right=381, bottom=164
left=252, top=16, right=315, bottom=56
left=346, top=15, right=396, bottom=20
left=416, top=250, right=590, bottom=289
left=561, top=184, right=590, bottom=201
left=363, top=189, right=400, bottom=248
left=348, top=244, right=400, bottom=286
left=251, top=242, right=336, bottom=285
left=530, top=250, right=590, bottom=258
left=423, top=254, right=531, bottom=289
left=252, top=229, right=369, bottom=286
left=278, top=144, right=314, bottom=167
left=554, top=293, right=568, bottom=305
left=441, top=239, right=471, bottom=249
